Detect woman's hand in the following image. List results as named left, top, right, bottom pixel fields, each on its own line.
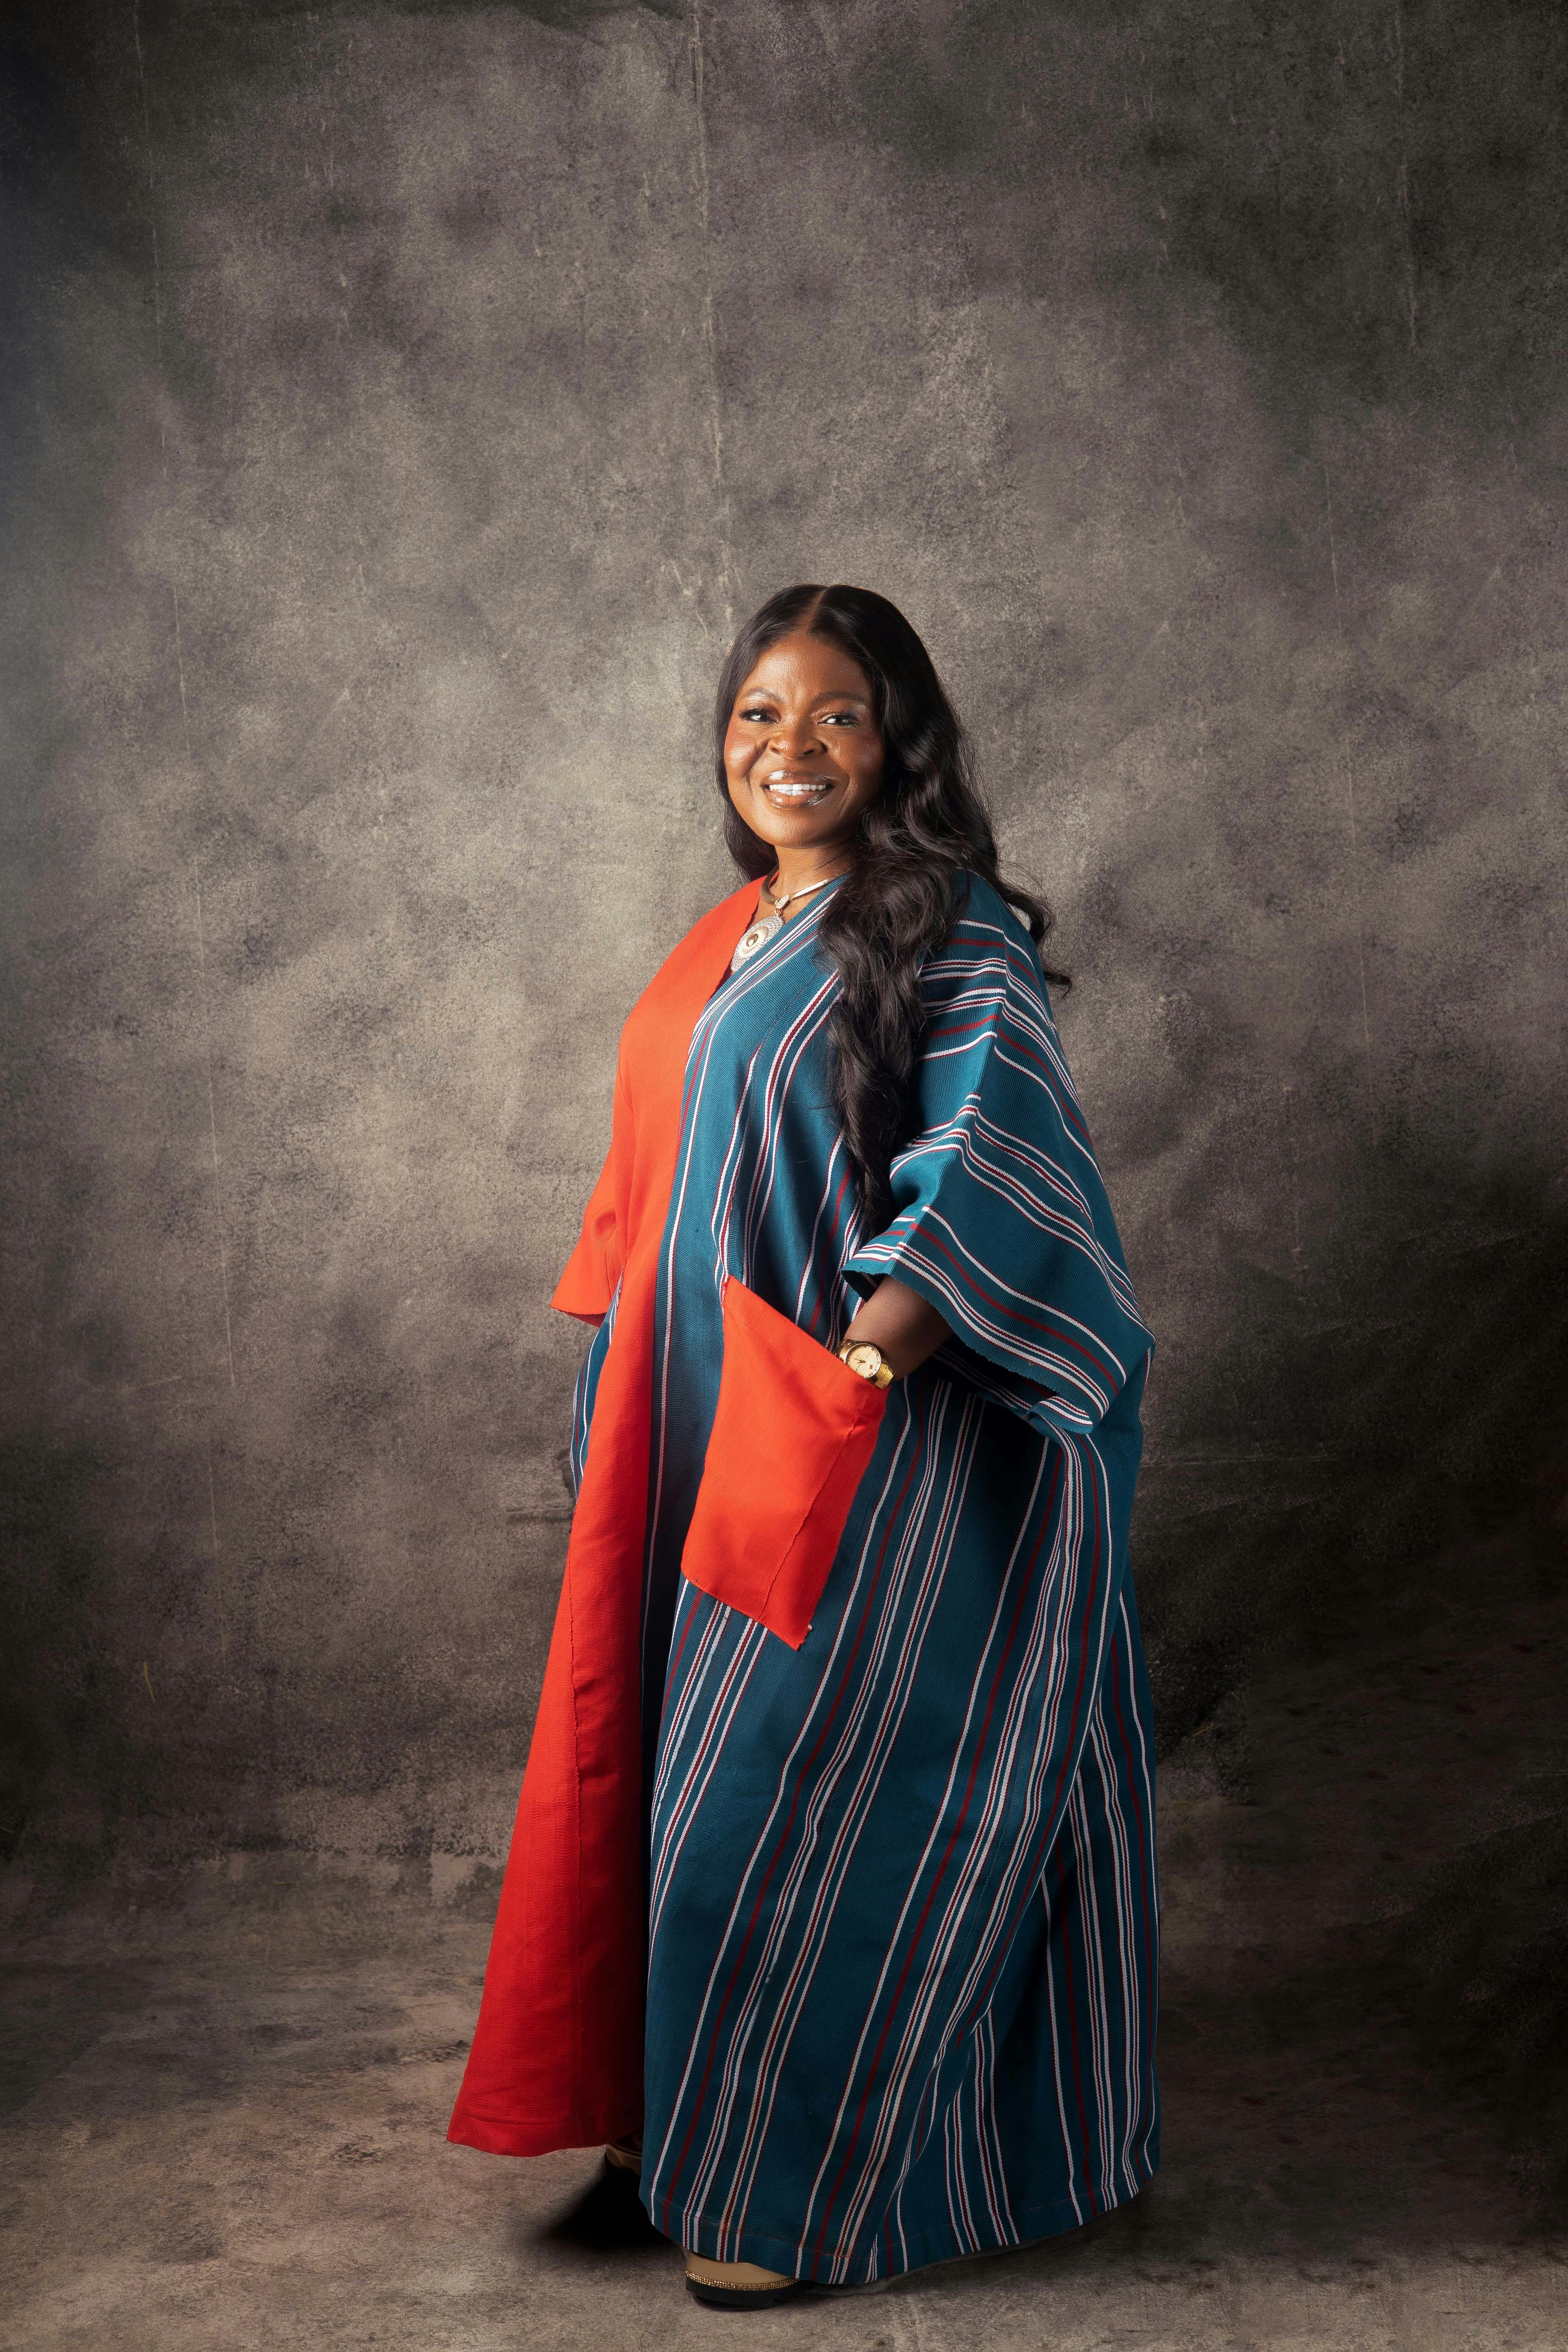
left=840, top=1276, right=951, bottom=1381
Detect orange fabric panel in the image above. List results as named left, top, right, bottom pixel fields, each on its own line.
left=680, top=1276, right=887, bottom=1651
left=447, top=882, right=760, bottom=2160
left=551, top=1055, right=639, bottom=1322
left=549, top=1119, right=622, bottom=1321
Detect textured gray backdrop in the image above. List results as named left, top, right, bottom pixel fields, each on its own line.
left=3, top=0, right=1563, bottom=1994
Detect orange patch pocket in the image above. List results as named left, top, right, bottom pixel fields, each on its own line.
left=678, top=1275, right=888, bottom=1649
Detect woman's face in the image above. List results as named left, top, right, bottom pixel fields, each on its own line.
left=723, top=631, right=885, bottom=867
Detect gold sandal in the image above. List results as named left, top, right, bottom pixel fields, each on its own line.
left=683, top=2252, right=802, bottom=2308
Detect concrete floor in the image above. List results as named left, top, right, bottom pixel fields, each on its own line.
left=4, top=1594, right=1566, bottom=2351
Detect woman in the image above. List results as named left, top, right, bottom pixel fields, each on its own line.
left=448, top=585, right=1159, bottom=2306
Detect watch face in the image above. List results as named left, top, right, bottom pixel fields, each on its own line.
left=844, top=1343, right=883, bottom=1380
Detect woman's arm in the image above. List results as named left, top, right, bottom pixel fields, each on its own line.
left=841, top=1275, right=951, bottom=1381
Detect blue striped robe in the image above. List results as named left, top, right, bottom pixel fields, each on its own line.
left=570, top=873, right=1158, bottom=2283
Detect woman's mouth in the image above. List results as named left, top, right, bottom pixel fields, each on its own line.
left=757, top=769, right=834, bottom=805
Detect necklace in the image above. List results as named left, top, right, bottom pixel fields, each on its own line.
left=729, top=870, right=844, bottom=973
left=769, top=871, right=839, bottom=914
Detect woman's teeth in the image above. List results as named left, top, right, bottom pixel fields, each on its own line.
left=763, top=776, right=830, bottom=800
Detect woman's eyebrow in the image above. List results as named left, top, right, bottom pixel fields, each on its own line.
left=737, top=689, right=869, bottom=707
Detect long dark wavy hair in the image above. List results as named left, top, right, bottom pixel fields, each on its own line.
left=714, top=583, right=1067, bottom=1230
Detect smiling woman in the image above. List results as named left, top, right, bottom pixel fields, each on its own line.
left=724, top=631, right=885, bottom=933
left=447, top=585, right=1159, bottom=2309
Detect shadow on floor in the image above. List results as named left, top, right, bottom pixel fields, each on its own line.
left=531, top=2158, right=669, bottom=2255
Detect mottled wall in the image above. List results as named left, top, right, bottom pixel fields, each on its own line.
left=3, top=0, right=1564, bottom=1887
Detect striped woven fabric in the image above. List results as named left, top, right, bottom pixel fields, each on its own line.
left=570, top=873, right=1159, bottom=2285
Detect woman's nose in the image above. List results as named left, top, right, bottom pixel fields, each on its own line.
left=768, top=714, right=823, bottom=754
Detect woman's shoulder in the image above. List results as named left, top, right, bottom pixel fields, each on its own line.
left=937, top=870, right=1048, bottom=988
left=949, top=868, right=1021, bottom=932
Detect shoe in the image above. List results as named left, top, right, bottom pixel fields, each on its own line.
left=603, top=2133, right=642, bottom=2179
left=683, top=2252, right=803, bottom=2309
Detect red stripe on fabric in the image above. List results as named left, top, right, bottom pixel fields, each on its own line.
left=662, top=1594, right=700, bottom=1715
left=1106, top=1611, right=1158, bottom=2115
left=1041, top=1453, right=1106, bottom=2214
left=904, top=1226, right=1121, bottom=1380
left=803, top=1156, right=859, bottom=1334
left=1000, top=1034, right=1094, bottom=1147
left=1032, top=1450, right=1106, bottom=1912
left=1056, top=1879, right=1100, bottom=2219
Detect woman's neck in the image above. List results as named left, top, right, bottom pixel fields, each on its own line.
left=769, top=846, right=853, bottom=899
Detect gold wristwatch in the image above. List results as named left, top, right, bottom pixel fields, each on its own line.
left=838, top=1338, right=896, bottom=1389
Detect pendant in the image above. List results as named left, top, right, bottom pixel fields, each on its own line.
left=730, top=911, right=783, bottom=971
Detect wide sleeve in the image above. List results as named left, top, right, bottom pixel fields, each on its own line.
left=550, top=1061, right=631, bottom=1325
left=844, top=888, right=1153, bottom=1441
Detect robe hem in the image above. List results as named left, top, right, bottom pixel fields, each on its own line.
left=446, top=2110, right=641, bottom=2160
left=652, top=2145, right=1159, bottom=2284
